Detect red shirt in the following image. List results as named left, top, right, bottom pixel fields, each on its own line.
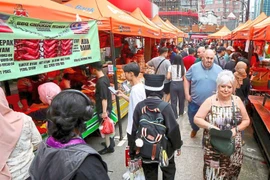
left=183, top=55, right=196, bottom=71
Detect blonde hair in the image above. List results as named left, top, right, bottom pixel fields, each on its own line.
left=216, top=70, right=235, bottom=88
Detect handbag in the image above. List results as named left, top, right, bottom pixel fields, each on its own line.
left=209, top=97, right=237, bottom=156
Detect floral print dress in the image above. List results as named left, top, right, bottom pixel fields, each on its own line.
left=203, top=97, right=243, bottom=180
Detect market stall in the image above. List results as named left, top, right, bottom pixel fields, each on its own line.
left=252, top=16, right=270, bottom=41
left=56, top=0, right=171, bottom=139
left=222, top=24, right=245, bottom=41
left=249, top=95, right=270, bottom=168
left=0, top=0, right=98, bottom=22
left=60, top=0, right=161, bottom=39
left=0, top=11, right=102, bottom=137
left=130, top=8, right=176, bottom=39
left=248, top=15, right=270, bottom=168
left=151, top=15, right=178, bottom=39
left=130, top=8, right=176, bottom=61
left=232, top=13, right=267, bottom=40
left=207, top=26, right=231, bottom=39
left=164, top=19, right=186, bottom=39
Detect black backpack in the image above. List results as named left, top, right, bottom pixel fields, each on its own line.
left=135, top=101, right=168, bottom=163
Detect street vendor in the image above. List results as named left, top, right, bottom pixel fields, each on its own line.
left=17, top=75, right=45, bottom=111
left=59, top=68, right=75, bottom=90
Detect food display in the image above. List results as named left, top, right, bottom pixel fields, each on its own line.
left=14, top=39, right=73, bottom=61
left=116, top=65, right=126, bottom=81
left=144, top=66, right=155, bottom=74
left=15, top=39, right=41, bottom=60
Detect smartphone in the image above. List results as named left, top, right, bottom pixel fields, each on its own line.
left=122, top=83, right=130, bottom=92
left=108, top=86, right=118, bottom=94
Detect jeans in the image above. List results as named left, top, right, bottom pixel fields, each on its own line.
left=170, top=81, right=185, bottom=118
left=187, top=101, right=200, bottom=131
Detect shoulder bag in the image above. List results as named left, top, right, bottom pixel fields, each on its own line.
left=209, top=96, right=237, bottom=156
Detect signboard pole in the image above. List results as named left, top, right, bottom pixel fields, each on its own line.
left=110, top=32, right=123, bottom=140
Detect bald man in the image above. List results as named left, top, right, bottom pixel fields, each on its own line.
left=195, top=47, right=206, bottom=63
left=184, top=49, right=222, bottom=138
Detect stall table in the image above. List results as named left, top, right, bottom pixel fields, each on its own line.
left=249, top=95, right=270, bottom=171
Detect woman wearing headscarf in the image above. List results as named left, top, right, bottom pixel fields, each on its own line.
left=28, top=82, right=61, bottom=121
left=0, top=87, right=42, bottom=180
left=194, top=70, right=250, bottom=179
left=234, top=61, right=250, bottom=105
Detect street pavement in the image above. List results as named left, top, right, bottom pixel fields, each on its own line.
left=86, top=109, right=269, bottom=180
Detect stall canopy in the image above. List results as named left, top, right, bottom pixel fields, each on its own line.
left=232, top=13, right=267, bottom=40
left=151, top=15, right=177, bottom=38
left=0, top=0, right=97, bottom=22
left=223, top=23, right=244, bottom=40
left=130, top=8, right=174, bottom=39
left=252, top=16, right=270, bottom=41
left=208, top=26, right=231, bottom=39
left=60, top=0, right=160, bottom=38
left=165, top=20, right=186, bottom=38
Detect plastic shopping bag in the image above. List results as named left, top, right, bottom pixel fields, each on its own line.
left=100, top=116, right=115, bottom=136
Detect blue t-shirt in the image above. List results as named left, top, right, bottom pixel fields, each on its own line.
left=186, top=62, right=222, bottom=106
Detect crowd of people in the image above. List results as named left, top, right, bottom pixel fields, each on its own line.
left=1, top=39, right=253, bottom=180
left=142, top=41, right=251, bottom=179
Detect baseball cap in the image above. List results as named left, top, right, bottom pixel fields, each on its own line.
left=226, top=46, right=235, bottom=52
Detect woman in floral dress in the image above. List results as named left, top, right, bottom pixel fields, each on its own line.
left=194, top=70, right=250, bottom=179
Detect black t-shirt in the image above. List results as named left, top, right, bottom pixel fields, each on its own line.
left=235, top=78, right=250, bottom=102
left=95, top=76, right=112, bottom=115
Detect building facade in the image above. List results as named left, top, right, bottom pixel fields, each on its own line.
left=253, top=0, right=270, bottom=18
left=198, top=0, right=245, bottom=25
left=262, top=0, right=270, bottom=16
left=153, top=0, right=198, bottom=32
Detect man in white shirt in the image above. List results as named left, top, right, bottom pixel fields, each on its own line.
left=117, top=63, right=146, bottom=149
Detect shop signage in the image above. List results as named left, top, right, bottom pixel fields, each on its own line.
left=0, top=13, right=101, bottom=81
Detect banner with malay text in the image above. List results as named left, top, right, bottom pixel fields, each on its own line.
left=0, top=13, right=100, bottom=81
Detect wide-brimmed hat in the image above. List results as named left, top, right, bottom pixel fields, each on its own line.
left=144, top=74, right=165, bottom=91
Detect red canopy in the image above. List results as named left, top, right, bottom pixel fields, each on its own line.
left=130, top=8, right=175, bottom=39
left=252, top=16, right=270, bottom=41
left=0, top=0, right=96, bottom=21
left=61, top=0, right=160, bottom=38
left=151, top=15, right=177, bottom=38
left=232, top=13, right=267, bottom=40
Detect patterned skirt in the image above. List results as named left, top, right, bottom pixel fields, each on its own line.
left=203, top=130, right=243, bottom=180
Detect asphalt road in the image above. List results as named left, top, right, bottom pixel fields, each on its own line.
left=86, top=110, right=269, bottom=180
